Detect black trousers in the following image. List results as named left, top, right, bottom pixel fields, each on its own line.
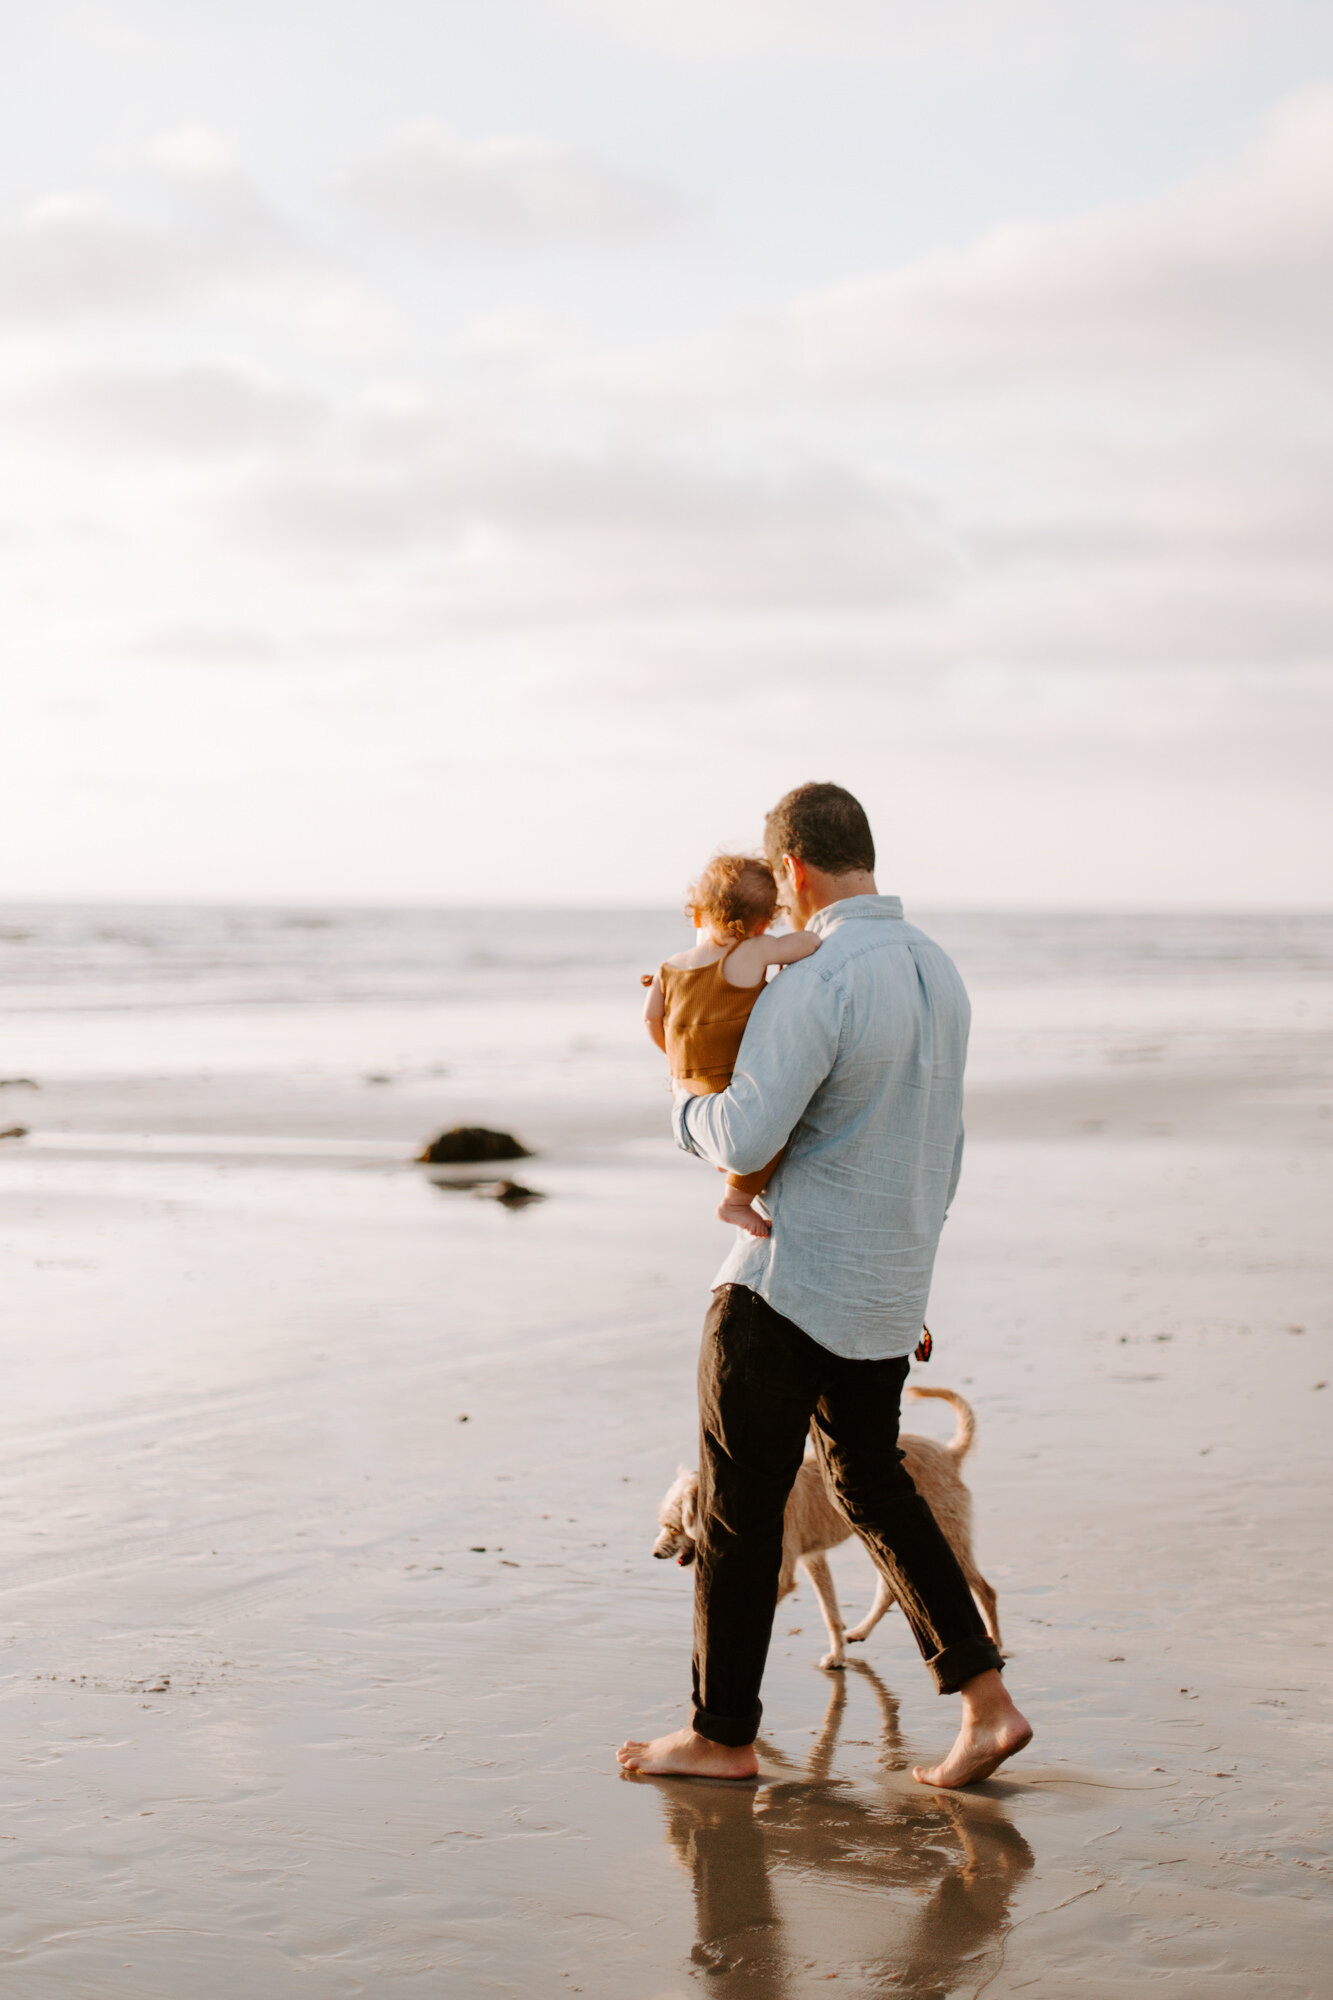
left=691, top=1285, right=1003, bottom=1747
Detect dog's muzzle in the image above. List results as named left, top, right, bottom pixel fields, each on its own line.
left=652, top=1534, right=696, bottom=1565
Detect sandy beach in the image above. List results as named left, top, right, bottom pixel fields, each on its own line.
left=0, top=906, right=1329, bottom=1997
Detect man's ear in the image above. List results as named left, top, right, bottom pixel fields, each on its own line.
left=782, top=854, right=806, bottom=894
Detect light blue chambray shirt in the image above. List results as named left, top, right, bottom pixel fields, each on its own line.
left=671, top=895, right=969, bottom=1360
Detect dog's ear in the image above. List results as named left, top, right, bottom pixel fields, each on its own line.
left=681, top=1475, right=699, bottom=1537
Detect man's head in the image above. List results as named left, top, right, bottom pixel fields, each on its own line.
left=764, top=782, right=877, bottom=927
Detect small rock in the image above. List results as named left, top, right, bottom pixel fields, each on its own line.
left=0, top=1126, right=28, bottom=1141
left=0, top=1077, right=38, bottom=1090
left=476, top=1179, right=544, bottom=1206
left=418, top=1125, right=531, bottom=1164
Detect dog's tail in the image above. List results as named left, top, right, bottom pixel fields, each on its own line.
left=905, top=1385, right=976, bottom=1462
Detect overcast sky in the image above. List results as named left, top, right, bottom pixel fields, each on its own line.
left=4, top=0, right=1331, bottom=907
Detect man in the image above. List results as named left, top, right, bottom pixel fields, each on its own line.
left=618, top=782, right=1031, bottom=1788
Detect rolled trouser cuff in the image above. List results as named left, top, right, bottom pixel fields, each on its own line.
left=926, top=1635, right=1004, bottom=1695
left=692, top=1700, right=762, bottom=1748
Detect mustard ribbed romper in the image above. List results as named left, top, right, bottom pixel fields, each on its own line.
left=657, top=948, right=783, bottom=1198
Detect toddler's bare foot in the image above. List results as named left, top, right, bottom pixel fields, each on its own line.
left=617, top=1726, right=758, bottom=1780
left=716, top=1192, right=770, bottom=1237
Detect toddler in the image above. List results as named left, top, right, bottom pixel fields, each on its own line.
left=642, top=853, right=820, bottom=1237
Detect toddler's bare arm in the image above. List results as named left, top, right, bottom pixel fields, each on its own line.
left=762, top=931, right=821, bottom=966
left=642, top=971, right=667, bottom=1052
left=723, top=930, right=820, bottom=987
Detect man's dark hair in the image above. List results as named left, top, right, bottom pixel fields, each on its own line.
left=764, top=782, right=875, bottom=877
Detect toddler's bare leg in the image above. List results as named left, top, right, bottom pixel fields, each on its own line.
left=716, top=1185, right=771, bottom=1237
left=715, top=1150, right=784, bottom=1236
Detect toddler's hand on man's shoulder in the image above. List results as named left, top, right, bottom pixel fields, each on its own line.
left=765, top=929, right=821, bottom=967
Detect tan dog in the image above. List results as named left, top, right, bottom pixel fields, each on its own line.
left=651, top=1385, right=1000, bottom=1670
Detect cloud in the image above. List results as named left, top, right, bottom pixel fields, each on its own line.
left=546, top=0, right=1333, bottom=72
left=784, top=84, right=1333, bottom=392
left=0, top=363, right=324, bottom=459
left=460, top=308, right=578, bottom=359
left=485, top=85, right=1332, bottom=674
left=144, top=126, right=247, bottom=183
left=0, top=128, right=296, bottom=327
left=567, top=85, right=1333, bottom=407
left=0, top=129, right=394, bottom=351
left=0, top=194, right=202, bottom=323
left=210, top=417, right=954, bottom=625
left=341, top=121, right=690, bottom=241
left=125, top=624, right=277, bottom=667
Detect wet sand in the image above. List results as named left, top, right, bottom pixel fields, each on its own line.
left=0, top=1044, right=1330, bottom=1995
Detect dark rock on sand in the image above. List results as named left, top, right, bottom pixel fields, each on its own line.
left=418, top=1126, right=532, bottom=1164
left=0, top=1125, right=29, bottom=1140
left=476, top=1180, right=543, bottom=1206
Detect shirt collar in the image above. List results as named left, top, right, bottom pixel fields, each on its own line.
left=807, top=894, right=904, bottom=938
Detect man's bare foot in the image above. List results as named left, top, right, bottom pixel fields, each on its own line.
left=716, top=1193, right=770, bottom=1237
left=617, top=1726, right=758, bottom=1780
left=912, top=1669, right=1032, bottom=1790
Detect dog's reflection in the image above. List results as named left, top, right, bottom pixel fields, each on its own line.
left=652, top=1663, right=1033, bottom=1997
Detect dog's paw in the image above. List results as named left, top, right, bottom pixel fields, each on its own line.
left=819, top=1650, right=846, bottom=1670
left=843, top=1627, right=868, bottom=1644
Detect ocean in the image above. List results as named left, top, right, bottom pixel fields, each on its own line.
left=2, top=902, right=1329, bottom=1052
left=0, top=905, right=1328, bottom=1149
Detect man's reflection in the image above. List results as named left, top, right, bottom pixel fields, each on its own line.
left=647, top=1663, right=1033, bottom=1998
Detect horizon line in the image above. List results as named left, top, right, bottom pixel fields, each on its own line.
left=0, top=894, right=1330, bottom=918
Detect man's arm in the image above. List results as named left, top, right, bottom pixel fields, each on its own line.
left=672, top=961, right=841, bottom=1174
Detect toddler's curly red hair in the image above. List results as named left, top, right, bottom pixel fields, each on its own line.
left=687, top=854, right=779, bottom=943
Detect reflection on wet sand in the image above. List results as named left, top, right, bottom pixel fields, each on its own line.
left=645, top=1663, right=1033, bottom=1998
